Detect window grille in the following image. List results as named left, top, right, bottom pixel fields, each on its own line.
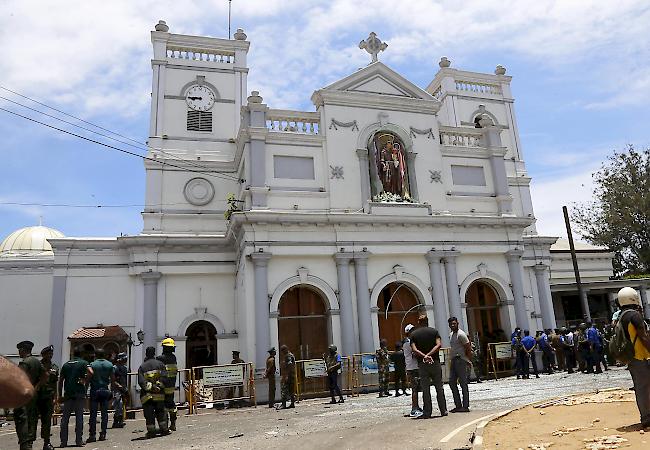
left=187, top=110, right=212, bottom=132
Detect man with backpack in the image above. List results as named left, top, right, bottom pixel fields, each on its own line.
left=610, top=287, right=650, bottom=429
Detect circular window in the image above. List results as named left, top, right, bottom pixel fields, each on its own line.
left=183, top=177, right=215, bottom=206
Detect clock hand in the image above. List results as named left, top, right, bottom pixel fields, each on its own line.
left=188, top=96, right=203, bottom=101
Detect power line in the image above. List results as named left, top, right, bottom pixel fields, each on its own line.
left=0, top=107, right=241, bottom=183
left=0, top=201, right=227, bottom=208
left=0, top=92, right=242, bottom=182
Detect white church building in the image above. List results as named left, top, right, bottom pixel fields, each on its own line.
left=3, top=21, right=630, bottom=376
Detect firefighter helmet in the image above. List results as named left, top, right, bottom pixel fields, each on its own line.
left=162, top=337, right=176, bottom=347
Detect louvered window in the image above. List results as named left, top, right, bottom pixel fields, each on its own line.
left=187, top=110, right=212, bottom=132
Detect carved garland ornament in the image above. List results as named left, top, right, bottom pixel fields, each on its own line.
left=410, top=126, right=434, bottom=139
left=329, top=119, right=359, bottom=131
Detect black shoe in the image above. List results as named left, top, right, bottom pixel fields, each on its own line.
left=338, top=398, right=344, bottom=403
left=43, top=443, right=55, bottom=450
left=288, top=403, right=295, bottom=409
left=394, top=393, right=402, bottom=397
left=98, top=434, right=106, bottom=442
left=450, top=407, right=460, bottom=413
left=457, top=407, right=470, bottom=412
left=535, top=375, right=540, bottom=378
left=160, top=429, right=171, bottom=436
left=86, top=437, right=96, bottom=443
left=329, top=399, right=337, bottom=404
left=268, top=403, right=275, bottom=408
left=145, top=431, right=157, bottom=439
left=440, top=411, right=449, bottom=416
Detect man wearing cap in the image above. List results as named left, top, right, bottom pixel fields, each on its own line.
left=14, top=340, right=45, bottom=450
left=111, top=353, right=128, bottom=429
left=616, top=287, right=650, bottom=429
left=36, top=345, right=58, bottom=450
left=157, top=338, right=178, bottom=431
left=58, top=346, right=90, bottom=448
left=376, top=339, right=391, bottom=397
left=403, top=324, right=422, bottom=417
left=325, top=345, right=345, bottom=404
left=278, top=345, right=296, bottom=409
left=264, top=348, right=277, bottom=408
left=230, top=351, right=246, bottom=407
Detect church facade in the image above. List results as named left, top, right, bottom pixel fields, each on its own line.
left=1, top=22, right=563, bottom=375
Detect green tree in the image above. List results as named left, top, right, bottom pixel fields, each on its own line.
left=571, top=145, right=650, bottom=276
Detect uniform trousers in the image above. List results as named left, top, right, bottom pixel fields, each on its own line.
left=35, top=391, right=54, bottom=442
left=327, top=372, right=343, bottom=400
left=14, top=397, right=38, bottom=450
left=417, top=360, right=447, bottom=417
left=523, top=350, right=539, bottom=376
left=142, top=400, right=167, bottom=434
left=268, top=377, right=276, bottom=406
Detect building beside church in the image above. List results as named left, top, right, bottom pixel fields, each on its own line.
left=2, top=21, right=648, bottom=383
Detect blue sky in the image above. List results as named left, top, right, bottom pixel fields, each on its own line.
left=1, top=0, right=649, bottom=241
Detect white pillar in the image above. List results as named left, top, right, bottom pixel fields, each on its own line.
left=426, top=250, right=450, bottom=346
left=142, top=271, right=162, bottom=350
left=506, top=250, right=528, bottom=330
left=442, top=251, right=465, bottom=331
left=335, top=253, right=358, bottom=356
left=251, top=252, right=272, bottom=371
left=534, top=264, right=556, bottom=330
left=353, top=252, right=373, bottom=353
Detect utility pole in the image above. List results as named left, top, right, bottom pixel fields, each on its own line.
left=563, top=205, right=591, bottom=321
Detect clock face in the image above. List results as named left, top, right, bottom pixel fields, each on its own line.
left=185, top=85, right=216, bottom=111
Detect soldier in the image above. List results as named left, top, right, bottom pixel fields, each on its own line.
left=376, top=339, right=390, bottom=397
left=157, top=338, right=178, bottom=431
left=560, top=327, right=575, bottom=374
left=510, top=328, right=524, bottom=379
left=577, top=323, right=593, bottom=373
left=58, top=347, right=90, bottom=448
left=550, top=329, right=565, bottom=372
left=14, top=340, right=45, bottom=450
left=538, top=330, right=555, bottom=374
left=278, top=345, right=296, bottom=409
left=325, top=345, right=345, bottom=404
left=264, top=348, right=277, bottom=408
left=111, top=352, right=128, bottom=429
left=230, top=350, right=246, bottom=407
left=389, top=342, right=407, bottom=396
left=138, top=346, right=169, bottom=439
left=36, top=345, right=58, bottom=450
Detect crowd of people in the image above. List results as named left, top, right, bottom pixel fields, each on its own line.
left=3, top=287, right=650, bottom=448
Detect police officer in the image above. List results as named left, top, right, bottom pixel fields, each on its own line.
left=511, top=328, right=524, bottom=379
left=111, top=352, right=128, bottom=429
left=157, top=338, right=178, bottom=431
left=278, top=345, right=296, bottom=409
left=264, top=348, right=277, bottom=408
left=138, top=346, right=169, bottom=439
left=14, top=340, right=45, bottom=450
left=230, top=351, right=246, bottom=407
left=325, top=345, right=345, bottom=404
left=36, top=346, right=58, bottom=450
left=376, top=339, right=390, bottom=397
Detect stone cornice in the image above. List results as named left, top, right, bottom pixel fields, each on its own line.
left=311, top=90, right=440, bottom=115
left=250, top=251, right=272, bottom=266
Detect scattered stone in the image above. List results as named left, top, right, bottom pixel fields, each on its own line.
left=583, top=434, right=628, bottom=449
left=528, top=443, right=553, bottom=449
left=229, top=432, right=244, bottom=438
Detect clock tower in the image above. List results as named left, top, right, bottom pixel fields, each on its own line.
left=143, top=20, right=250, bottom=235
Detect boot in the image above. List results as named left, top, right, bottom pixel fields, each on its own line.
left=329, top=398, right=337, bottom=404
left=169, top=412, right=177, bottom=432
left=338, top=397, right=344, bottom=403
left=99, top=433, right=106, bottom=441
left=43, top=442, right=55, bottom=450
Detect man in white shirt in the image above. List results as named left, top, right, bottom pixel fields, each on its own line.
left=402, top=324, right=422, bottom=417
left=448, top=317, right=472, bottom=413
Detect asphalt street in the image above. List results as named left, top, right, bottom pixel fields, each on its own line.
left=0, top=366, right=633, bottom=450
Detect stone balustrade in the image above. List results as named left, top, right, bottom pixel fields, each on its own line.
left=439, top=126, right=483, bottom=148
left=431, top=85, right=443, bottom=100
left=166, top=46, right=235, bottom=64
left=455, top=80, right=501, bottom=95
left=266, top=110, right=320, bottom=134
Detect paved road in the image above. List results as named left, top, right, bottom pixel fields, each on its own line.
left=0, top=367, right=633, bottom=449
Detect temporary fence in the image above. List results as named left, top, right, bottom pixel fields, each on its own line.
left=189, top=362, right=256, bottom=411
left=293, top=357, right=353, bottom=401
left=486, top=342, right=515, bottom=379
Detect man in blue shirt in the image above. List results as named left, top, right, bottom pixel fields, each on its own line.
left=586, top=323, right=604, bottom=374
left=538, top=330, right=555, bottom=375
left=511, top=328, right=524, bottom=379
left=87, top=348, right=116, bottom=443
left=521, top=330, right=540, bottom=379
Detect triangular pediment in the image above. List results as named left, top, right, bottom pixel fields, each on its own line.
left=321, top=62, right=434, bottom=100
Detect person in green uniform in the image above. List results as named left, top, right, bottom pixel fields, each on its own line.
left=376, top=339, right=390, bottom=397
left=14, top=340, right=45, bottom=450
left=36, top=346, right=58, bottom=450
left=58, top=347, right=90, bottom=448
left=278, top=345, right=296, bottom=409
left=264, top=348, right=277, bottom=408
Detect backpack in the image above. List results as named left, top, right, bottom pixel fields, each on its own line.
left=609, top=310, right=638, bottom=364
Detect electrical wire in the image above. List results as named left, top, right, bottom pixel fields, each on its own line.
left=0, top=92, right=242, bottom=182
left=0, top=201, right=228, bottom=208
left=0, top=107, right=240, bottom=183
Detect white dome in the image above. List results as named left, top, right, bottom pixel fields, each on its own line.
left=0, top=225, right=65, bottom=258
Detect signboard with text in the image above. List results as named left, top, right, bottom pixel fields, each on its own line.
left=303, top=359, right=327, bottom=378
left=494, top=343, right=513, bottom=360
left=202, top=365, right=245, bottom=387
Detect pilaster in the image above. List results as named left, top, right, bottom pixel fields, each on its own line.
left=141, top=271, right=162, bottom=350
left=353, top=252, right=373, bottom=353
left=441, top=250, right=465, bottom=331
left=49, top=276, right=67, bottom=366
left=505, top=250, right=528, bottom=330
left=356, top=148, right=371, bottom=208
left=533, top=264, right=556, bottom=330
left=250, top=252, right=272, bottom=369
left=334, top=252, right=357, bottom=355
left=425, top=250, right=450, bottom=345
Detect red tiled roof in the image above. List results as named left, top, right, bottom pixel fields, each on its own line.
left=68, top=326, right=128, bottom=340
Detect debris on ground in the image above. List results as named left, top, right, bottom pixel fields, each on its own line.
left=528, top=443, right=553, bottom=449
left=583, top=434, right=628, bottom=449
left=229, top=432, right=244, bottom=438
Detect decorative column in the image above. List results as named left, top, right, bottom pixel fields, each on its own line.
left=426, top=250, right=450, bottom=346
left=142, top=271, right=162, bottom=350
left=247, top=91, right=269, bottom=208
left=251, top=252, right=272, bottom=370
left=49, top=276, right=67, bottom=366
left=506, top=250, right=528, bottom=329
left=356, top=148, right=371, bottom=208
left=479, top=115, right=513, bottom=215
left=353, top=252, right=374, bottom=353
left=534, top=264, right=557, bottom=330
left=405, top=152, right=419, bottom=201
left=442, top=251, right=465, bottom=331
left=335, top=253, right=358, bottom=356
left=639, top=286, right=650, bottom=320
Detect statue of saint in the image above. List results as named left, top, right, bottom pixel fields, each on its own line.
left=372, top=133, right=410, bottom=199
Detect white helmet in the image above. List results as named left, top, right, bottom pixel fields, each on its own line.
left=617, top=287, right=641, bottom=307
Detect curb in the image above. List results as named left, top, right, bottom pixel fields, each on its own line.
left=469, top=387, right=624, bottom=449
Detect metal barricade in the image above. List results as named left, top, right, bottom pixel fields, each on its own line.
left=293, top=357, right=353, bottom=401
left=487, top=342, right=515, bottom=379
left=190, top=362, right=256, bottom=410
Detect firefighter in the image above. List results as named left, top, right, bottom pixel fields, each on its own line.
left=157, top=338, right=178, bottom=431
left=137, top=347, right=169, bottom=439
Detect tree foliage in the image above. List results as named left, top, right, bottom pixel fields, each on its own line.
left=571, top=145, right=650, bottom=276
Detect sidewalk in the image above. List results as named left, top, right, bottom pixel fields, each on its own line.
left=481, top=389, right=646, bottom=449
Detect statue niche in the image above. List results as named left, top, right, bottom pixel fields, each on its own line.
left=369, top=132, right=412, bottom=201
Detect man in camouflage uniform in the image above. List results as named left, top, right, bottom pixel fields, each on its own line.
left=36, top=346, right=58, bottom=450
left=157, top=338, right=178, bottom=431
left=325, top=345, right=345, bottom=404
left=470, top=333, right=483, bottom=383
left=14, top=340, right=45, bottom=450
left=376, top=339, right=390, bottom=397
left=278, top=345, right=296, bottom=409
left=138, top=346, right=169, bottom=439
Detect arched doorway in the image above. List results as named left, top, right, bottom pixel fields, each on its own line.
left=378, top=283, right=422, bottom=349
left=465, top=280, right=502, bottom=345
left=186, top=320, right=217, bottom=368
left=278, top=286, right=329, bottom=360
